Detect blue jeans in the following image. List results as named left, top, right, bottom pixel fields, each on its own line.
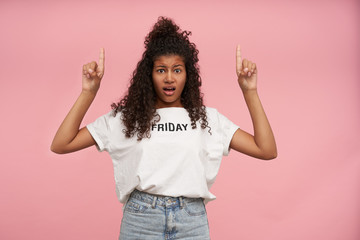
left=119, top=189, right=210, bottom=240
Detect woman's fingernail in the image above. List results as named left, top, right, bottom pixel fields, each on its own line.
left=88, top=69, right=93, bottom=73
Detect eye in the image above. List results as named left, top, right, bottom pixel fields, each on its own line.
left=174, top=69, right=181, bottom=73
left=157, top=69, right=165, bottom=73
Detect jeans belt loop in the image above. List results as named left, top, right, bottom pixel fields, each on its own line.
left=179, top=196, right=184, bottom=209
left=151, top=196, right=157, bottom=209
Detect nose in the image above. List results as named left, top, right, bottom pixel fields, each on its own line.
left=165, top=71, right=175, bottom=83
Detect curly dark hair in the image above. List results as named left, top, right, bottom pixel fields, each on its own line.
left=111, top=16, right=210, bottom=140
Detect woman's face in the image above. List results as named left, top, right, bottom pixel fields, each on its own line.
left=152, top=55, right=186, bottom=108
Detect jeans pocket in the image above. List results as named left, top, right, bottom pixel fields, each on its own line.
left=183, top=199, right=206, bottom=217
left=124, top=199, right=150, bottom=214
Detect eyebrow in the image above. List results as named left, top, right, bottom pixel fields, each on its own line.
left=154, top=64, right=184, bottom=68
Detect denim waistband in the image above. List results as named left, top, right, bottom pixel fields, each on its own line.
left=129, top=189, right=202, bottom=209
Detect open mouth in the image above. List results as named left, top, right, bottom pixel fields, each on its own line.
left=163, top=87, right=176, bottom=96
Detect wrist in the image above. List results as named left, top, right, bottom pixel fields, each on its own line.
left=81, top=89, right=98, bottom=98
left=242, top=88, right=258, bottom=96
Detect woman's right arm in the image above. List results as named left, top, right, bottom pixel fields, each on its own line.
left=51, top=48, right=105, bottom=154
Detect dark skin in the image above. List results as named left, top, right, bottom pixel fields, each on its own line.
left=152, top=55, right=186, bottom=109
left=51, top=46, right=277, bottom=160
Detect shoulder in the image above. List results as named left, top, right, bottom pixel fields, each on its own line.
left=204, top=106, right=238, bottom=128
left=204, top=106, right=218, bottom=114
left=88, top=109, right=123, bottom=128
left=204, top=106, right=215, bottom=111
left=97, top=110, right=121, bottom=121
left=204, top=106, right=221, bottom=119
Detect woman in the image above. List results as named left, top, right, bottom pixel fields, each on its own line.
left=51, top=17, right=277, bottom=240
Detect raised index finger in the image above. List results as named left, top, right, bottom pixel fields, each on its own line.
left=236, top=44, right=242, bottom=75
left=98, top=48, right=105, bottom=71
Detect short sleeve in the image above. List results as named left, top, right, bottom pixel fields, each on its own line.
left=86, top=111, right=113, bottom=152
left=217, top=111, right=239, bottom=156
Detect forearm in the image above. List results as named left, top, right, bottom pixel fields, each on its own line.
left=243, top=89, right=277, bottom=159
left=51, top=90, right=96, bottom=152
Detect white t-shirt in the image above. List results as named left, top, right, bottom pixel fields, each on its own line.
left=86, top=107, right=239, bottom=204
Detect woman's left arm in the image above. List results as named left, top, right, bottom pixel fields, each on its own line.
left=229, top=45, right=277, bottom=160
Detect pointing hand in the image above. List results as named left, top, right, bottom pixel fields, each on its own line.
left=82, top=48, right=105, bottom=93
left=236, top=45, right=257, bottom=91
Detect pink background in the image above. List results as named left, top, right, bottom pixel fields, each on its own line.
left=1, top=0, right=359, bottom=239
